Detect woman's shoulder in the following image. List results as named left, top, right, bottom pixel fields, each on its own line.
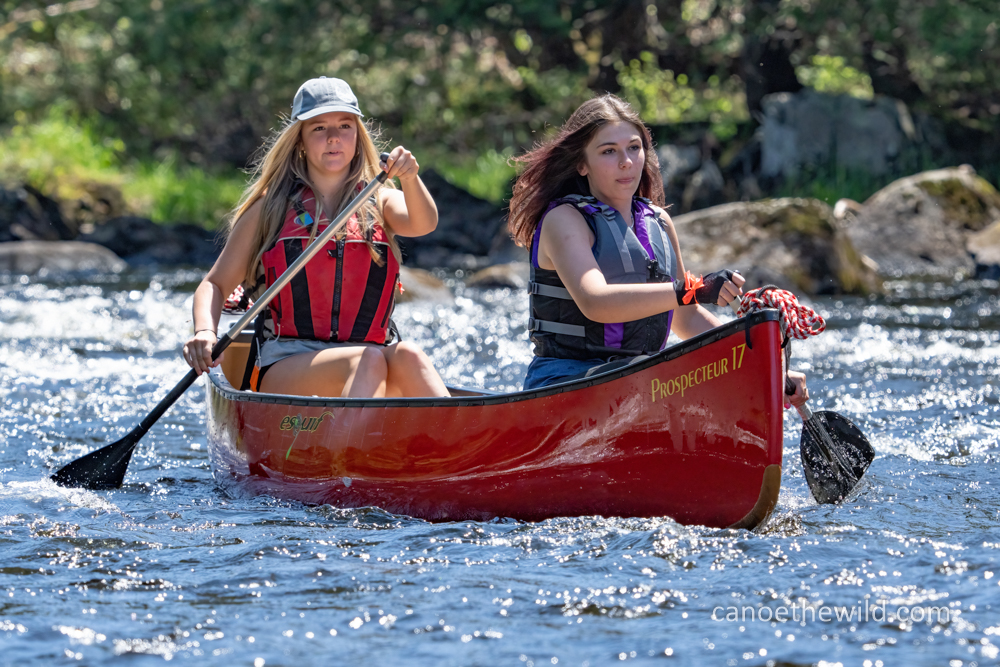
left=636, top=197, right=673, bottom=225
left=544, top=200, right=589, bottom=224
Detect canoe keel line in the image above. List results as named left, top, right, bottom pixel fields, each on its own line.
left=207, top=311, right=785, bottom=530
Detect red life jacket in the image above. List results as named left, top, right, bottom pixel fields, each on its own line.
left=260, top=185, right=400, bottom=344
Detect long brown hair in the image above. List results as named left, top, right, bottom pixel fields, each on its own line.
left=226, top=115, right=398, bottom=288
left=507, top=94, right=664, bottom=248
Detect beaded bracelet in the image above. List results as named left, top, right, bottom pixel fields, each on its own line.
left=194, top=328, right=217, bottom=336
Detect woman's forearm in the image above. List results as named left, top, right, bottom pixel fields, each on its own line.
left=670, top=304, right=722, bottom=339
left=572, top=279, right=682, bottom=323
left=192, top=280, right=224, bottom=334
left=398, top=175, right=438, bottom=237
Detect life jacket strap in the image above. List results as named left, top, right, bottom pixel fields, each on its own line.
left=527, top=317, right=585, bottom=337
left=240, top=311, right=268, bottom=391
left=646, top=257, right=670, bottom=283
left=529, top=282, right=572, bottom=300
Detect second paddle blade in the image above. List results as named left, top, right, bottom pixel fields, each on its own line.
left=50, top=429, right=141, bottom=490
left=800, top=410, right=875, bottom=504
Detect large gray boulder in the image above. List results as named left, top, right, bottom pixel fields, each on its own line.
left=759, top=90, right=944, bottom=179
left=672, top=198, right=880, bottom=296
left=0, top=240, right=127, bottom=275
left=842, top=165, right=1000, bottom=278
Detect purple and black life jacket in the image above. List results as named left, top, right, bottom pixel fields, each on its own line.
left=528, top=195, right=677, bottom=361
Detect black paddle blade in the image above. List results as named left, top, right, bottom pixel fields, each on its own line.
left=50, top=428, right=142, bottom=490
left=800, top=410, right=875, bottom=504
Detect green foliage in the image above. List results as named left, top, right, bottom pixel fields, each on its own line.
left=0, top=106, right=124, bottom=200
left=775, top=165, right=896, bottom=207
left=784, top=0, right=1000, bottom=129
left=796, top=56, right=874, bottom=99
left=432, top=149, right=516, bottom=204
left=617, top=52, right=747, bottom=141
left=124, top=160, right=245, bottom=228
left=0, top=106, right=242, bottom=227
left=1, top=0, right=998, bottom=217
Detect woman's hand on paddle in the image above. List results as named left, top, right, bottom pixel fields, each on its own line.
left=183, top=330, right=221, bottom=376
left=381, top=146, right=420, bottom=183
left=379, top=146, right=438, bottom=237
left=784, top=370, right=809, bottom=408
left=674, top=269, right=745, bottom=307
left=717, top=270, right=745, bottom=307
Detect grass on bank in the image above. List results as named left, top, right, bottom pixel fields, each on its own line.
left=0, top=107, right=516, bottom=227
left=0, top=106, right=519, bottom=226
left=0, top=107, right=245, bottom=228
left=5, top=107, right=998, bottom=229
left=429, top=148, right=517, bottom=205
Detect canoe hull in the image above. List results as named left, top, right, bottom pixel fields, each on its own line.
left=207, top=312, right=785, bottom=528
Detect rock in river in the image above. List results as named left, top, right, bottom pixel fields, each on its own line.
left=842, top=165, right=1000, bottom=279
left=0, top=240, right=127, bottom=275
left=465, top=262, right=529, bottom=290
left=397, top=266, right=453, bottom=303
left=671, top=197, right=880, bottom=296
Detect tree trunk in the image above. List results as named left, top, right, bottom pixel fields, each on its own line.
left=862, top=40, right=923, bottom=104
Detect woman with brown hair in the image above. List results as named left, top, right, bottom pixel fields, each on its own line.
left=508, top=94, right=808, bottom=403
left=181, top=77, right=449, bottom=398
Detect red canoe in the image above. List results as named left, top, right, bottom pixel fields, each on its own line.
left=206, top=310, right=785, bottom=529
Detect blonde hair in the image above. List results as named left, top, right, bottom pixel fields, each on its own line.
left=227, top=116, right=399, bottom=288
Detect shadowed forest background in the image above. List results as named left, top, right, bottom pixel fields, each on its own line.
left=2, top=0, right=998, bottom=231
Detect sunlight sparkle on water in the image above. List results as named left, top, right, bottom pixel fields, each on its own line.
left=1, top=271, right=999, bottom=664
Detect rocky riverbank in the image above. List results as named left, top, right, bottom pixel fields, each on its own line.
left=3, top=163, right=999, bottom=296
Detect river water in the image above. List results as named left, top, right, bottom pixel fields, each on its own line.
left=1, top=268, right=998, bottom=666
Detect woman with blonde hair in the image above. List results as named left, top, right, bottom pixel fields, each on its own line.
left=508, top=94, right=808, bottom=403
left=182, top=77, right=449, bottom=398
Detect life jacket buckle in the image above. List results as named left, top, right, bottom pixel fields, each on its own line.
left=647, top=258, right=668, bottom=283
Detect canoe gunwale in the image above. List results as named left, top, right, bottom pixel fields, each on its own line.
left=208, top=309, right=781, bottom=407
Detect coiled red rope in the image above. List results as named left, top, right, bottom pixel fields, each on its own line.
left=223, top=285, right=252, bottom=311
left=735, top=286, right=825, bottom=340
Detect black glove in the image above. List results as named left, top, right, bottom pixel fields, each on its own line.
left=673, top=269, right=736, bottom=306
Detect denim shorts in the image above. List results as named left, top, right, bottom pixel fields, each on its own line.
left=522, top=356, right=607, bottom=390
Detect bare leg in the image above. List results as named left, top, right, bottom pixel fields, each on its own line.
left=382, top=341, right=450, bottom=397
left=259, top=345, right=388, bottom=398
